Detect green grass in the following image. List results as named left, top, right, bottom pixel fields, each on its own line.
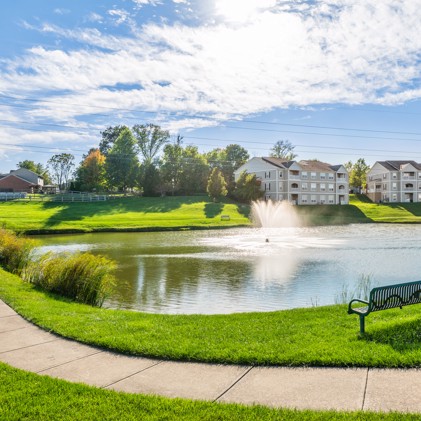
left=4, top=194, right=421, bottom=234
left=4, top=362, right=421, bottom=421
left=3, top=269, right=421, bottom=368
left=0, top=196, right=250, bottom=233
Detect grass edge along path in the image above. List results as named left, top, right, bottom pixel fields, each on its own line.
left=2, top=362, right=420, bottom=421
left=3, top=269, right=421, bottom=368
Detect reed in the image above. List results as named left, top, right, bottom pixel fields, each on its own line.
left=24, top=252, right=116, bottom=307
left=0, top=229, right=37, bottom=275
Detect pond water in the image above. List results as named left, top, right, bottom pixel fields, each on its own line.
left=35, top=224, right=421, bottom=314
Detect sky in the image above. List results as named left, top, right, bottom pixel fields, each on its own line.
left=1, top=0, right=421, bottom=172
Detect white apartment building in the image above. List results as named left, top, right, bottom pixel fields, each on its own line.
left=234, top=157, right=349, bottom=205
left=366, top=160, right=421, bottom=203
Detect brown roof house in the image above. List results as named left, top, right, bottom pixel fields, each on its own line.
left=0, top=168, right=44, bottom=193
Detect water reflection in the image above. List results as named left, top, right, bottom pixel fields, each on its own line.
left=34, top=225, right=421, bottom=314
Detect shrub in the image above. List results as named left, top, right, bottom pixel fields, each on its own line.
left=24, top=252, right=116, bottom=307
left=0, top=229, right=37, bottom=275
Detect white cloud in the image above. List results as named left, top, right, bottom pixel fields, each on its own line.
left=53, top=8, right=70, bottom=15
left=132, top=0, right=162, bottom=7
left=107, top=9, right=131, bottom=25
left=2, top=0, right=421, bottom=134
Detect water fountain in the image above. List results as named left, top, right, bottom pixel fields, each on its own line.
left=251, top=200, right=301, bottom=228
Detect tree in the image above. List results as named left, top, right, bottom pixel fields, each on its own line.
left=179, top=146, right=209, bottom=195
left=234, top=171, right=264, bottom=202
left=207, top=168, right=227, bottom=202
left=270, top=140, right=297, bottom=160
left=348, top=158, right=370, bottom=189
left=17, top=160, right=52, bottom=184
left=99, top=125, right=128, bottom=156
left=132, top=124, right=170, bottom=164
left=76, top=149, right=106, bottom=191
left=104, top=128, right=139, bottom=192
left=160, top=135, right=184, bottom=195
left=48, top=153, right=75, bottom=190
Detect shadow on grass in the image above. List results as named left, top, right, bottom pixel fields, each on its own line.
left=390, top=202, right=421, bottom=217
left=41, top=196, right=205, bottom=228
left=204, top=202, right=224, bottom=218
left=363, top=317, right=421, bottom=352
left=297, top=204, right=373, bottom=226
left=236, top=203, right=251, bottom=218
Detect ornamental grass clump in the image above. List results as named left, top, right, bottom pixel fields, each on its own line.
left=24, top=252, right=116, bottom=307
left=0, top=229, right=37, bottom=275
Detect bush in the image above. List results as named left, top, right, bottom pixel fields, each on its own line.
left=24, top=252, right=116, bottom=307
left=0, top=229, right=37, bottom=275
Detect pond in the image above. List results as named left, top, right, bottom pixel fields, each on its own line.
left=35, top=224, right=421, bottom=314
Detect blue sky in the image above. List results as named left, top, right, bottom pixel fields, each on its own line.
left=1, top=0, right=421, bottom=172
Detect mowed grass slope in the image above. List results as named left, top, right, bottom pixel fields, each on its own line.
left=0, top=196, right=250, bottom=233
left=3, top=269, right=421, bottom=368
left=3, top=194, right=421, bottom=233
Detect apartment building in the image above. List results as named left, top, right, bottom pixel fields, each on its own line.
left=366, top=160, right=421, bottom=203
left=234, top=157, right=349, bottom=205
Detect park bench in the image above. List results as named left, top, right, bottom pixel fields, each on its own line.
left=348, top=280, right=421, bottom=333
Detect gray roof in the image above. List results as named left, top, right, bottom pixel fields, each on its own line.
left=377, top=160, right=421, bottom=171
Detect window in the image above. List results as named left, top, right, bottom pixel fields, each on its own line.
left=328, top=195, right=334, bottom=204
left=383, top=173, right=387, bottom=179
left=301, top=171, right=308, bottom=179
left=279, top=194, right=284, bottom=200
left=311, top=183, right=317, bottom=191
left=301, top=195, right=308, bottom=203
left=320, top=195, right=326, bottom=204
left=279, top=183, right=283, bottom=191
left=302, top=183, right=308, bottom=190
left=418, top=173, right=421, bottom=179
left=392, top=173, right=397, bottom=179
left=320, top=183, right=326, bottom=191
left=291, top=183, right=298, bottom=189
left=328, top=184, right=334, bottom=192
left=392, top=182, right=397, bottom=190
left=265, top=171, right=271, bottom=179
left=328, top=173, right=334, bottom=180
left=392, top=194, right=397, bottom=201
left=265, top=183, right=271, bottom=191
left=320, top=173, right=326, bottom=180
left=311, top=172, right=317, bottom=179
left=383, top=183, right=387, bottom=190
left=311, top=195, right=317, bottom=203
left=279, top=171, right=283, bottom=178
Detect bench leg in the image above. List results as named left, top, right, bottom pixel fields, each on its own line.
left=359, top=315, right=365, bottom=334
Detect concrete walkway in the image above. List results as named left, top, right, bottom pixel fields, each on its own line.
left=1, top=299, right=420, bottom=414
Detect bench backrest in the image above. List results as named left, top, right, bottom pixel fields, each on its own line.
left=370, top=281, right=421, bottom=312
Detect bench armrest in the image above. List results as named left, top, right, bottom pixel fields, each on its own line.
left=348, top=299, right=369, bottom=314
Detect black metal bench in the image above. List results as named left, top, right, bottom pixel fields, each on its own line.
left=348, top=280, right=421, bottom=333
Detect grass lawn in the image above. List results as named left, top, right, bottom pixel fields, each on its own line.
left=4, top=362, right=421, bottom=421
left=3, top=194, right=421, bottom=234
left=0, top=196, right=250, bottom=233
left=2, top=269, right=421, bottom=368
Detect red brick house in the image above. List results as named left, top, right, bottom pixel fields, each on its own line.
left=0, top=169, right=44, bottom=192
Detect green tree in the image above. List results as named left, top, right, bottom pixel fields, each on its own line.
left=179, top=146, right=209, bottom=195
left=132, top=124, right=170, bottom=164
left=99, top=125, right=128, bottom=156
left=348, top=158, right=370, bottom=189
left=207, top=168, right=228, bottom=202
left=160, top=135, right=184, bottom=195
left=205, top=144, right=249, bottom=195
left=48, top=153, right=75, bottom=190
left=104, top=128, right=139, bottom=192
left=270, top=140, right=297, bottom=160
left=234, top=171, right=264, bottom=202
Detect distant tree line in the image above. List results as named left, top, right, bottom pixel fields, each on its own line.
left=16, top=132, right=369, bottom=201
left=17, top=124, right=263, bottom=202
